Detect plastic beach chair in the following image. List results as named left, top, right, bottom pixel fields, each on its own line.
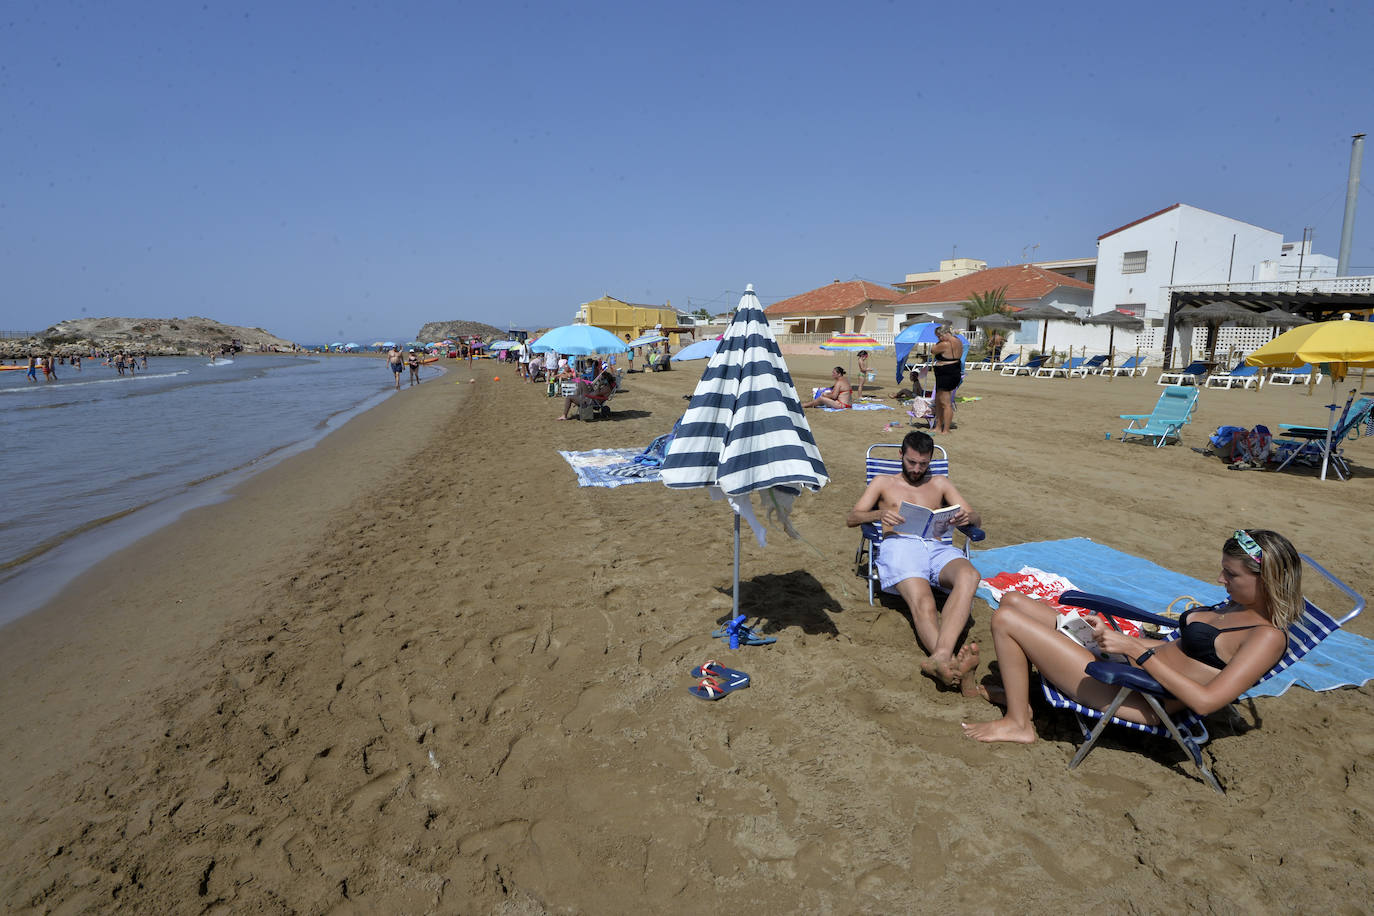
left=1004, top=355, right=1047, bottom=377
left=853, top=443, right=985, bottom=605
left=1069, top=354, right=1109, bottom=377
left=1041, top=558, right=1364, bottom=793
left=981, top=353, right=1018, bottom=372
left=1272, top=395, right=1374, bottom=481
left=1106, top=355, right=1148, bottom=378
left=1157, top=360, right=1209, bottom=386
left=1119, top=385, right=1199, bottom=447
left=1037, top=356, right=1085, bottom=378
left=1268, top=364, right=1319, bottom=386
left=1203, top=362, right=1262, bottom=390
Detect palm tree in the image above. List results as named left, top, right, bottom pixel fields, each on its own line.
left=960, top=286, right=1010, bottom=321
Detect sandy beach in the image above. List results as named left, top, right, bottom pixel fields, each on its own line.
left=2, top=356, right=1371, bottom=913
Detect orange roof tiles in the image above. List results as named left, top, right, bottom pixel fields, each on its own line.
left=891, top=264, right=1093, bottom=307
left=764, top=280, right=903, bottom=317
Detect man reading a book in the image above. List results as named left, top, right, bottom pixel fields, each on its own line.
left=846, top=431, right=982, bottom=690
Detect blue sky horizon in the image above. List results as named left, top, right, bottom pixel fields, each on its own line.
left=4, top=0, right=1372, bottom=343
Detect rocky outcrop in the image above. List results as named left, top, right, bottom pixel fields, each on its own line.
left=414, top=320, right=508, bottom=343
left=1, top=316, right=296, bottom=357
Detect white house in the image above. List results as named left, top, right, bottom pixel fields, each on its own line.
left=1093, top=204, right=1283, bottom=323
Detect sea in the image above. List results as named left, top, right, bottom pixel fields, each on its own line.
left=0, top=354, right=440, bottom=626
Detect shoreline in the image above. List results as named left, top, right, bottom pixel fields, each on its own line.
left=0, top=360, right=406, bottom=628
left=1, top=360, right=1370, bottom=912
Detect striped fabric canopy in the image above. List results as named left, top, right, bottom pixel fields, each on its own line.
left=820, top=332, right=882, bottom=351
left=661, top=285, right=829, bottom=496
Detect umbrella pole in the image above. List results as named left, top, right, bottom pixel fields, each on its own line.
left=732, top=513, right=741, bottom=617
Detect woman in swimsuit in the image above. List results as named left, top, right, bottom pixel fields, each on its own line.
left=961, top=529, right=1301, bottom=744
left=931, top=326, right=963, bottom=434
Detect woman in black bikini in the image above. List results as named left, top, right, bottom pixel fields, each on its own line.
left=961, top=529, right=1301, bottom=744
left=931, top=326, right=963, bottom=434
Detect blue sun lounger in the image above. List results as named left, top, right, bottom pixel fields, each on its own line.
left=1106, top=355, right=1148, bottom=377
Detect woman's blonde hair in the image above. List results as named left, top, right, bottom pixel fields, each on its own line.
left=1225, top=529, right=1304, bottom=628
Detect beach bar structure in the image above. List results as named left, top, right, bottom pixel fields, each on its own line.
left=575, top=295, right=695, bottom=347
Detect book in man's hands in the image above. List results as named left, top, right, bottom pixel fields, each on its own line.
left=892, top=502, right=961, bottom=540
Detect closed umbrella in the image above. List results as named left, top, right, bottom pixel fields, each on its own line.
left=627, top=333, right=667, bottom=348
left=1246, top=315, right=1374, bottom=480
left=529, top=324, right=629, bottom=355
left=660, top=284, right=829, bottom=619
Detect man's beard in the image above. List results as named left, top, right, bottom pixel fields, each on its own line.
left=902, top=467, right=929, bottom=486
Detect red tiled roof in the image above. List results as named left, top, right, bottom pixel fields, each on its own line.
left=1097, top=203, right=1182, bottom=241
left=764, top=280, right=903, bottom=316
left=890, top=264, right=1093, bottom=307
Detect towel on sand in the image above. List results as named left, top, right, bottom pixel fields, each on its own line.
left=557, top=449, right=660, bottom=488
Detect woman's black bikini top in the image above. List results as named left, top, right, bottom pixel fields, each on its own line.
left=1178, top=606, right=1269, bottom=669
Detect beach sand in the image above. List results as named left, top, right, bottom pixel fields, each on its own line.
left=1, top=357, right=1371, bottom=913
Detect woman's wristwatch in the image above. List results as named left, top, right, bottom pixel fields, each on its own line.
left=1135, top=648, right=1156, bottom=667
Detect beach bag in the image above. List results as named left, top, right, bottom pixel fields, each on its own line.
left=1207, top=425, right=1246, bottom=461
left=1231, top=425, right=1273, bottom=467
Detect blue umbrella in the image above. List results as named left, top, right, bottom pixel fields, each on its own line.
left=489, top=339, right=520, bottom=350
left=893, top=322, right=939, bottom=381
left=382, top=340, right=396, bottom=348
left=661, top=284, right=829, bottom=618
left=626, top=333, right=667, bottom=348
left=529, top=324, right=629, bottom=355
left=672, top=337, right=722, bottom=361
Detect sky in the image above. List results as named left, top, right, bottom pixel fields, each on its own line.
left=4, top=0, right=1373, bottom=343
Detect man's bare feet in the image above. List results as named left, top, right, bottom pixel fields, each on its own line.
left=919, top=651, right=960, bottom=689
left=954, top=643, right=983, bottom=697
left=961, top=716, right=1037, bottom=743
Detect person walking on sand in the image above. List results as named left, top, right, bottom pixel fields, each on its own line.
left=407, top=349, right=421, bottom=386
left=387, top=346, right=403, bottom=390
left=846, top=430, right=983, bottom=691
left=962, top=529, right=1300, bottom=744
left=801, top=367, right=853, bottom=409
left=855, top=350, right=870, bottom=400
left=931, top=326, right=963, bottom=434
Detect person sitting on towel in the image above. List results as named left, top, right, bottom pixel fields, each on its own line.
left=801, top=367, right=854, bottom=409
left=557, top=370, right=617, bottom=420
left=846, top=430, right=982, bottom=690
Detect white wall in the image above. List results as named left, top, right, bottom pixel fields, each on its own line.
left=1093, top=205, right=1283, bottom=322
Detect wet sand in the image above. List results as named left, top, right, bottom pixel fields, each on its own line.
left=1, top=357, right=1371, bottom=913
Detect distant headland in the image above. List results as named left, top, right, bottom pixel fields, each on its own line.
left=0, top=317, right=296, bottom=357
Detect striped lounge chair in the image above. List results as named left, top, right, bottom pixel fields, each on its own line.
left=1042, top=556, right=1364, bottom=793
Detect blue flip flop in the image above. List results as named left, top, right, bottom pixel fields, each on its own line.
left=690, top=659, right=751, bottom=689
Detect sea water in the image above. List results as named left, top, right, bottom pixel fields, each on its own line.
left=0, top=354, right=437, bottom=624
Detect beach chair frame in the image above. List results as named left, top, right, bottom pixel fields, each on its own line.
left=1119, top=385, right=1199, bottom=447
left=1037, top=357, right=1086, bottom=379
left=1272, top=397, right=1373, bottom=481
left=853, top=443, right=984, bottom=605
left=1268, top=365, right=1319, bottom=386
left=1004, top=355, right=1047, bottom=377
left=1042, top=555, right=1364, bottom=793
left=1203, top=364, right=1262, bottom=390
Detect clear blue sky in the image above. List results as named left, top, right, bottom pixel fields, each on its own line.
left=4, top=0, right=1372, bottom=343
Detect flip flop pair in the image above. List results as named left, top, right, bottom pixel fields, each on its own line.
left=688, top=659, right=751, bottom=701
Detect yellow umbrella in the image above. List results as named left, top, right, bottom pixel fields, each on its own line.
left=1245, top=314, right=1374, bottom=378
left=1246, top=314, right=1374, bottom=481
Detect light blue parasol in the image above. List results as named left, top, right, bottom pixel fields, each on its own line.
left=893, top=322, right=939, bottom=381
left=529, top=324, right=630, bottom=355
left=673, top=337, right=723, bottom=361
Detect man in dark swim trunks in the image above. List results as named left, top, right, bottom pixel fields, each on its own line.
left=387, top=346, right=404, bottom=389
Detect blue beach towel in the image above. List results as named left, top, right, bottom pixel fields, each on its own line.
left=820, top=402, right=894, bottom=412
left=558, top=449, right=661, bottom=488
left=971, top=538, right=1373, bottom=697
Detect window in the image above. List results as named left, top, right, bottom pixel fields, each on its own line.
left=1122, top=250, right=1148, bottom=274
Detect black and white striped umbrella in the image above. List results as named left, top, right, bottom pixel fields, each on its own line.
left=660, top=284, right=829, bottom=619
left=661, top=285, right=828, bottom=497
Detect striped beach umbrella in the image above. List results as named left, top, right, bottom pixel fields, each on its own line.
left=819, top=332, right=883, bottom=351
left=661, top=285, right=829, bottom=618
